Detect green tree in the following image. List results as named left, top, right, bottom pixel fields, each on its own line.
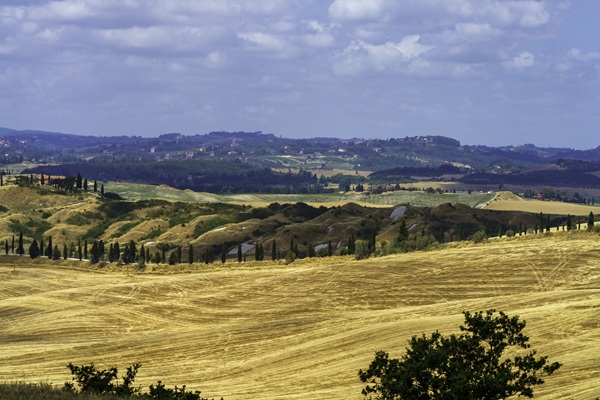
left=348, top=233, right=356, bottom=254
left=16, top=232, right=24, bottom=256
left=168, top=251, right=178, bottom=265
left=45, top=236, right=52, bottom=258
left=566, top=214, right=573, bottom=231
left=52, top=245, right=61, bottom=260
left=176, top=246, right=182, bottom=264
left=308, top=242, right=315, bottom=258
left=138, top=243, right=146, bottom=264
left=354, top=240, right=370, bottom=260
left=359, top=309, right=561, bottom=400
left=327, top=241, right=333, bottom=257
left=28, top=239, right=40, bottom=259
left=588, top=211, right=594, bottom=231
left=90, top=241, right=99, bottom=264
left=397, top=219, right=408, bottom=243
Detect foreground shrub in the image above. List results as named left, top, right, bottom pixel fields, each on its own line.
left=63, top=362, right=222, bottom=400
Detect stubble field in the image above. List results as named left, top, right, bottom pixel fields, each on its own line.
left=1, top=234, right=599, bottom=399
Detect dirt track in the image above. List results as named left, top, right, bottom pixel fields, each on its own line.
left=1, top=234, right=599, bottom=399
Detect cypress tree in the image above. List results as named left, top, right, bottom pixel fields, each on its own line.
left=546, top=215, right=550, bottom=232
left=11, top=234, right=14, bottom=254
left=145, top=248, right=150, bottom=263
left=398, top=219, right=408, bottom=242
left=128, top=240, right=136, bottom=263
left=140, top=244, right=146, bottom=263
left=328, top=241, right=333, bottom=257
left=221, top=245, right=226, bottom=264
left=289, top=237, right=295, bottom=257
left=168, top=251, right=178, bottom=265
left=566, top=214, right=573, bottom=231
left=237, top=243, right=242, bottom=262
left=101, top=184, right=104, bottom=195
left=161, top=248, right=166, bottom=263
left=17, top=232, right=24, bottom=256
left=271, top=240, right=277, bottom=261
left=83, top=239, right=88, bottom=259
left=52, top=245, right=61, bottom=260
left=348, top=233, right=356, bottom=254
left=308, top=243, right=314, bottom=258
left=122, top=242, right=132, bottom=264
left=89, top=241, right=99, bottom=264
left=188, top=244, right=193, bottom=264
left=63, top=243, right=68, bottom=260
left=588, top=212, right=594, bottom=231
left=4, top=239, right=8, bottom=255
left=41, top=173, right=45, bottom=185
left=83, top=178, right=88, bottom=191
left=114, top=242, right=120, bottom=261
left=78, top=239, right=82, bottom=261
left=177, top=246, right=182, bottom=264
left=45, top=236, right=53, bottom=258
left=40, top=238, right=45, bottom=257
left=28, top=239, right=40, bottom=259
left=93, top=180, right=97, bottom=192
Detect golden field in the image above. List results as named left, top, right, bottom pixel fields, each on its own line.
left=1, top=233, right=599, bottom=399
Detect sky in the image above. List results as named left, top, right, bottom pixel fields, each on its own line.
left=0, top=0, right=599, bottom=149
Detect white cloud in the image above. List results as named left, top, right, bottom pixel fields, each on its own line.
left=328, top=0, right=392, bottom=21
left=333, top=35, right=434, bottom=76
left=567, top=48, right=600, bottom=62
left=503, top=51, right=535, bottom=70
left=238, top=31, right=287, bottom=51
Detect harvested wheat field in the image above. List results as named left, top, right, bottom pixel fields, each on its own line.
left=1, top=234, right=600, bottom=399
left=484, top=191, right=600, bottom=216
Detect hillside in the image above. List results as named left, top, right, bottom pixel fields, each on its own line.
left=1, top=233, right=599, bottom=399
left=0, top=183, right=589, bottom=263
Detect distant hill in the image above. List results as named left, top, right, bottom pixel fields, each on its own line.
left=2, top=127, right=600, bottom=192
left=459, top=159, right=600, bottom=188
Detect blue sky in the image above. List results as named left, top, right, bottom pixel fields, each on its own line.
left=0, top=0, right=599, bottom=148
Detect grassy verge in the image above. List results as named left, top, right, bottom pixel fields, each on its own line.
left=0, top=383, right=130, bottom=400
